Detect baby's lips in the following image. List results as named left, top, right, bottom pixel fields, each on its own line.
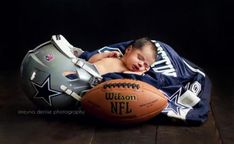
left=132, top=65, right=139, bottom=71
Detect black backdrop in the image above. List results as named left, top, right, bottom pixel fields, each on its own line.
left=1, top=0, right=233, bottom=80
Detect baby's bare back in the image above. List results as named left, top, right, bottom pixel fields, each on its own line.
left=93, top=58, right=128, bottom=75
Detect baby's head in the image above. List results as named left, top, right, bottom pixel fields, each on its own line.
left=121, top=37, right=157, bottom=72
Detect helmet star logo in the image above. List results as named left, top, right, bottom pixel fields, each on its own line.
left=32, top=76, right=61, bottom=106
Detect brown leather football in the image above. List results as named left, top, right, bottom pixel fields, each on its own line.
left=81, top=79, right=168, bottom=124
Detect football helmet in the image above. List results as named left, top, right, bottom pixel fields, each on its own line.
left=20, top=35, right=101, bottom=109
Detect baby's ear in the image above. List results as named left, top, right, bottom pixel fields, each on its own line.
left=125, top=45, right=133, bottom=53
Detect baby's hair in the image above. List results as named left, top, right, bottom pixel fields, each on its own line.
left=129, top=37, right=157, bottom=60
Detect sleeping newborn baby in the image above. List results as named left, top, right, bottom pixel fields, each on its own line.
left=89, top=37, right=157, bottom=75
left=64, top=37, right=157, bottom=84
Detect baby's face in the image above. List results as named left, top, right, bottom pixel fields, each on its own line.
left=122, top=45, right=155, bottom=72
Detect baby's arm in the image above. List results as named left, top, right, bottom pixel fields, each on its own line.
left=123, top=67, right=150, bottom=75
left=123, top=71, right=145, bottom=75
left=88, top=51, right=121, bottom=63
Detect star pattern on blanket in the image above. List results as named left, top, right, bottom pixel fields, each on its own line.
left=162, top=87, right=190, bottom=115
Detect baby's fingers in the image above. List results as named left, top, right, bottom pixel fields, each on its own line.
left=111, top=51, right=121, bottom=58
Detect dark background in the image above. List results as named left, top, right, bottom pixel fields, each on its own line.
left=2, top=0, right=233, bottom=75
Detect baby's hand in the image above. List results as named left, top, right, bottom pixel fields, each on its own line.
left=107, top=51, right=121, bottom=58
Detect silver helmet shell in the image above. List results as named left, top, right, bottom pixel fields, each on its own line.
left=20, top=38, right=90, bottom=109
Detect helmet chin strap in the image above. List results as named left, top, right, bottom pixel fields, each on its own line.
left=60, top=85, right=82, bottom=101
left=72, top=58, right=103, bottom=87
left=60, top=58, right=103, bottom=101
left=51, top=34, right=89, bottom=101
left=51, top=34, right=84, bottom=59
